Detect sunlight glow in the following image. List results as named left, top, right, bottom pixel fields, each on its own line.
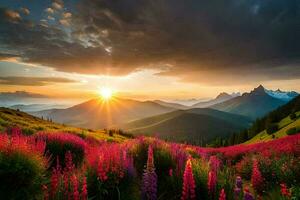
left=99, top=87, right=113, bottom=100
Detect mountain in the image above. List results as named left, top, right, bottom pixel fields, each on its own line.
left=265, top=89, right=298, bottom=102
left=32, top=97, right=176, bottom=129
left=210, top=85, right=289, bottom=119
left=121, top=108, right=252, bottom=144
left=153, top=100, right=189, bottom=110
left=192, top=92, right=237, bottom=108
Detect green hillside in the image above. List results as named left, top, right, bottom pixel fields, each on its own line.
left=245, top=111, right=300, bottom=144
left=122, top=108, right=251, bottom=145
left=0, top=107, right=125, bottom=142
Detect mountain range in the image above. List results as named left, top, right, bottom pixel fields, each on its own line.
left=21, top=85, right=298, bottom=144
left=32, top=98, right=176, bottom=129
left=210, top=85, right=298, bottom=119
left=121, top=108, right=252, bottom=144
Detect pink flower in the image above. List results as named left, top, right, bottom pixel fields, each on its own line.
left=42, top=185, right=49, bottom=200
left=181, top=158, right=196, bottom=200
left=280, top=183, right=291, bottom=198
left=219, top=188, right=226, bottom=200
left=169, top=168, right=173, bottom=177
left=81, top=177, right=88, bottom=200
left=71, top=175, right=79, bottom=200
left=208, top=170, right=217, bottom=195
left=251, top=159, right=263, bottom=193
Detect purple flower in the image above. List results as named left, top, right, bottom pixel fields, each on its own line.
left=243, top=187, right=254, bottom=200
left=142, top=146, right=157, bottom=200
left=236, top=176, right=243, bottom=189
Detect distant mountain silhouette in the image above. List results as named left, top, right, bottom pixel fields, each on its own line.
left=33, top=97, right=175, bottom=129
left=192, top=92, right=236, bottom=108
left=153, top=100, right=189, bottom=110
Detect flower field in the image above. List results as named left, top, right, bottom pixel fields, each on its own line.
left=0, top=127, right=300, bottom=199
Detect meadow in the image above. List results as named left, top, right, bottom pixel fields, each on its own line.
left=0, top=127, right=299, bottom=200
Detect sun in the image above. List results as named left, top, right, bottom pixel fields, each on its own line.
left=99, top=87, right=113, bottom=100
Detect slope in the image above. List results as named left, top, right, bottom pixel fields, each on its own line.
left=0, top=107, right=125, bottom=142
left=122, top=108, right=252, bottom=145
left=245, top=111, right=300, bottom=144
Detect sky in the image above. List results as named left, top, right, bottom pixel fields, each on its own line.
left=0, top=0, right=300, bottom=103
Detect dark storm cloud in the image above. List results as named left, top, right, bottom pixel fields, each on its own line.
left=0, top=76, right=77, bottom=86
left=0, top=0, right=300, bottom=84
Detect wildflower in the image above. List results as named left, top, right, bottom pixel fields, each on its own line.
left=81, top=177, right=88, bottom=200
left=234, top=176, right=242, bottom=199
left=42, top=185, right=49, bottom=200
left=280, top=183, right=291, bottom=198
left=219, top=188, right=226, bottom=200
left=71, top=175, right=79, bottom=200
left=169, top=168, right=173, bottom=177
left=236, top=176, right=243, bottom=189
left=251, top=159, right=263, bottom=193
left=234, top=187, right=241, bottom=200
left=181, top=158, right=196, bottom=200
left=243, top=187, right=254, bottom=200
left=208, top=170, right=217, bottom=195
left=142, top=145, right=157, bottom=200
left=65, top=151, right=74, bottom=173
left=50, top=167, right=60, bottom=198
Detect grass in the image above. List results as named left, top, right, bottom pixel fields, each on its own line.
left=245, top=111, right=300, bottom=144
left=0, top=107, right=126, bottom=142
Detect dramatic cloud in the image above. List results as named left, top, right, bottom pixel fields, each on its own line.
left=0, top=0, right=300, bottom=84
left=0, top=76, right=77, bottom=86
left=2, top=8, right=21, bottom=23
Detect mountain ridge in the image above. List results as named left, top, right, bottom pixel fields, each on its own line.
left=210, top=85, right=289, bottom=119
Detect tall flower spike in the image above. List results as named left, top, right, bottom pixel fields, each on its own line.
left=181, top=157, right=196, bottom=200
left=219, top=189, right=226, bottom=200
left=142, top=145, right=157, bottom=200
left=251, top=159, right=263, bottom=193
left=208, top=170, right=217, bottom=196
left=81, top=177, right=88, bottom=200
left=234, top=176, right=243, bottom=199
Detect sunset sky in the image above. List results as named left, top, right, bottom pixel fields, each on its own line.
left=0, top=0, right=300, bottom=102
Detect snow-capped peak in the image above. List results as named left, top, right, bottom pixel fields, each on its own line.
left=265, top=88, right=299, bottom=101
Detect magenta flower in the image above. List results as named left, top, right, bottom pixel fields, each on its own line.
left=219, top=188, right=226, bottom=200
left=208, top=170, right=217, bottom=195
left=181, top=158, right=196, bottom=200
left=251, top=159, right=263, bottom=193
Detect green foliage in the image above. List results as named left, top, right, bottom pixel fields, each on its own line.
left=193, top=159, right=209, bottom=200
left=233, top=95, right=300, bottom=144
left=0, top=151, right=46, bottom=199
left=286, top=126, right=300, bottom=135
left=21, top=128, right=35, bottom=135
